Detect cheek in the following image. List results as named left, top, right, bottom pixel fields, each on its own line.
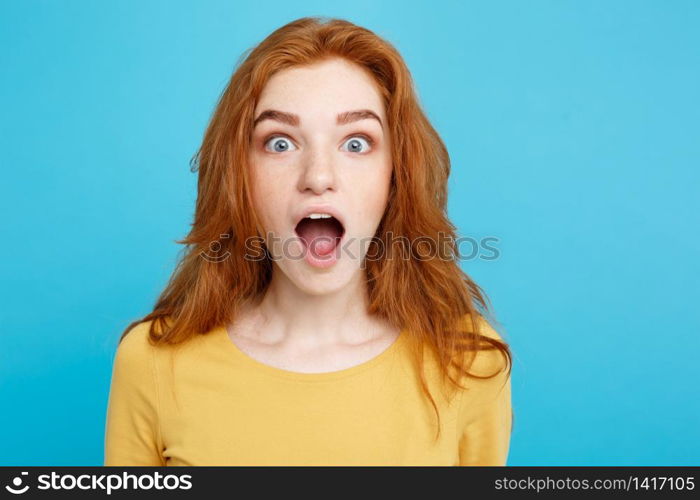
left=250, top=166, right=285, bottom=230
left=353, top=163, right=393, bottom=221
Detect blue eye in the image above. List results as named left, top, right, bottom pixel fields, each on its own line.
left=262, top=134, right=374, bottom=154
left=264, top=136, right=297, bottom=153
left=341, top=136, right=373, bottom=154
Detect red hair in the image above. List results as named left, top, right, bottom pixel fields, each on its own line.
left=120, top=16, right=512, bottom=441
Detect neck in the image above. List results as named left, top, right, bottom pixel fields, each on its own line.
left=241, top=267, right=383, bottom=346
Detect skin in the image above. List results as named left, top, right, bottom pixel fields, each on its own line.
left=226, top=57, right=400, bottom=373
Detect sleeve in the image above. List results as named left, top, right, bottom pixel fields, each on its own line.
left=104, top=321, right=165, bottom=466
left=456, top=316, right=513, bottom=466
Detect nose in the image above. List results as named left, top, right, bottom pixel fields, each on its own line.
left=297, top=148, right=338, bottom=195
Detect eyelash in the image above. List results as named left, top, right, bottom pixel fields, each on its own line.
left=262, top=133, right=376, bottom=154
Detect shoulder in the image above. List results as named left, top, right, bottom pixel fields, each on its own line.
left=112, top=320, right=158, bottom=376
left=453, top=314, right=512, bottom=427
left=119, top=320, right=154, bottom=350
left=455, top=313, right=511, bottom=377
left=457, top=312, right=505, bottom=341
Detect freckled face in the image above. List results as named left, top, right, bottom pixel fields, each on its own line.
left=248, top=57, right=393, bottom=295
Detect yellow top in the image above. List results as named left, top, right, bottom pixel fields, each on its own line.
left=104, top=316, right=512, bottom=466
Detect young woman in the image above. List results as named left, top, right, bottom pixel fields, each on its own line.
left=104, top=16, right=513, bottom=466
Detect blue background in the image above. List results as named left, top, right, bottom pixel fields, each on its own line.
left=1, top=0, right=698, bottom=465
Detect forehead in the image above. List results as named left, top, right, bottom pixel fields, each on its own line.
left=254, top=58, right=386, bottom=121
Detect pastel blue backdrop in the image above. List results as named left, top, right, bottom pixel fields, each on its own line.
left=1, top=0, right=698, bottom=465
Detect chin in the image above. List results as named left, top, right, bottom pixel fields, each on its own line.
left=283, top=263, right=359, bottom=296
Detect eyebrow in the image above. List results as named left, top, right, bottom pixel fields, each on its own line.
left=253, top=109, right=383, bottom=129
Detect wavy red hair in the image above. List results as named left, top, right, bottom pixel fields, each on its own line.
left=119, top=16, right=512, bottom=441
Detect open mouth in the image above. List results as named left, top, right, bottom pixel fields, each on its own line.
left=294, top=214, right=345, bottom=257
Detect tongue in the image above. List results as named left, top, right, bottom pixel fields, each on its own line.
left=296, top=218, right=342, bottom=257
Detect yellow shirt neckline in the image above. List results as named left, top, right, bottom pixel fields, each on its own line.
left=213, top=324, right=407, bottom=382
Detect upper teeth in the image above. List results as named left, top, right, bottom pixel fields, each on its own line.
left=306, top=213, right=332, bottom=219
